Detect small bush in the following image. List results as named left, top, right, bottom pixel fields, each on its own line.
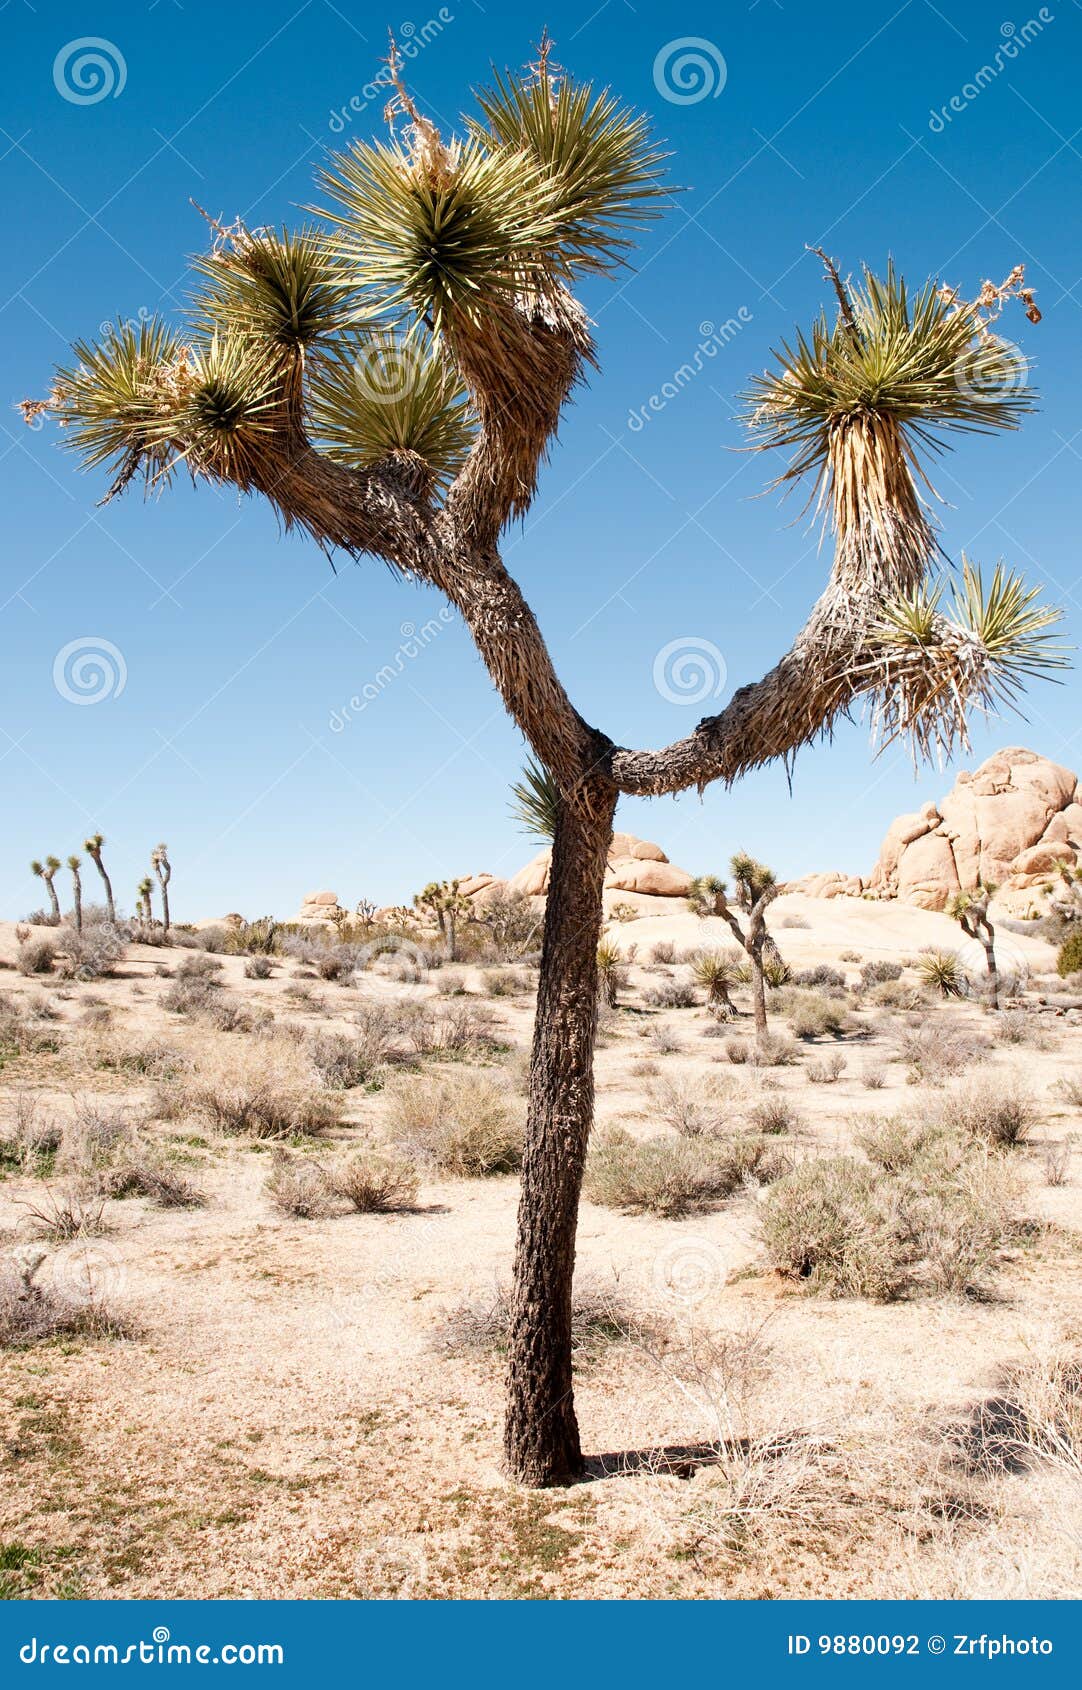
left=0, top=1254, right=126, bottom=1349
left=244, top=956, right=274, bottom=980
left=176, top=952, right=224, bottom=980
left=867, top=978, right=922, bottom=1009
left=16, top=936, right=57, bottom=977
left=162, top=975, right=217, bottom=1016
left=19, top=1186, right=108, bottom=1243
left=308, top=1026, right=387, bottom=1091
left=761, top=1145, right=1019, bottom=1300
left=782, top=990, right=849, bottom=1040
left=752, top=1031, right=799, bottom=1067
left=264, top=1153, right=336, bottom=1219
left=584, top=1129, right=783, bottom=1217
left=650, top=1075, right=733, bottom=1138
left=328, top=1148, right=420, bottom=1213
left=778, top=914, right=810, bottom=930
left=650, top=942, right=676, bottom=965
left=897, top=1021, right=988, bottom=1084
left=748, top=1096, right=804, bottom=1135
left=807, top=1052, right=846, bottom=1084
left=856, top=1115, right=949, bottom=1172
left=860, top=960, right=903, bottom=987
left=943, top=1077, right=1037, bottom=1149
left=642, top=978, right=697, bottom=1009
left=482, top=967, right=530, bottom=997
left=793, top=965, right=845, bottom=989
left=861, top=1065, right=887, bottom=1090
left=385, top=1073, right=523, bottom=1176
left=1056, top=931, right=1082, bottom=979
left=57, top=924, right=124, bottom=981
left=100, top=1156, right=204, bottom=1208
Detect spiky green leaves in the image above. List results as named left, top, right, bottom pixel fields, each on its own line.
left=509, top=758, right=559, bottom=841
left=307, top=329, right=474, bottom=488
left=318, top=140, right=559, bottom=333
left=470, top=67, right=667, bottom=275
left=868, top=558, right=1066, bottom=762
left=51, top=316, right=183, bottom=484
left=746, top=263, right=1035, bottom=489
left=192, top=225, right=357, bottom=350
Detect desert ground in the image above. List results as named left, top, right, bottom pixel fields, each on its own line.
left=1, top=894, right=1080, bottom=1601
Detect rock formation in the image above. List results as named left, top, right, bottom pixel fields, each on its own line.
left=293, top=889, right=349, bottom=926
left=500, top=831, right=693, bottom=912
left=868, top=747, right=1081, bottom=912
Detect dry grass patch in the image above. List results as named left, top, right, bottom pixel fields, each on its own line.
left=0, top=1252, right=128, bottom=1349
left=385, top=1071, right=523, bottom=1176
left=158, top=1039, right=340, bottom=1139
left=584, top=1128, right=786, bottom=1218
left=328, top=1147, right=420, bottom=1212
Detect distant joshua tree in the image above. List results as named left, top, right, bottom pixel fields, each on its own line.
left=136, top=877, right=154, bottom=927
left=413, top=878, right=472, bottom=960
left=29, top=41, right=1066, bottom=1485
left=151, top=843, right=172, bottom=937
left=84, top=834, right=116, bottom=925
left=30, top=856, right=62, bottom=925
left=949, top=885, right=1000, bottom=1008
left=67, top=855, right=83, bottom=933
left=714, top=855, right=780, bottom=1044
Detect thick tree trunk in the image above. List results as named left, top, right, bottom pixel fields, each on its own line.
left=504, top=779, right=617, bottom=1487
left=44, top=878, right=60, bottom=924
left=750, top=949, right=767, bottom=1041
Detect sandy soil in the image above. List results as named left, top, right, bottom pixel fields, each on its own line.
left=1, top=905, right=1080, bottom=1601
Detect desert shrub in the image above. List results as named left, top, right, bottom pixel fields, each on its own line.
left=840, top=949, right=862, bottom=962
left=482, top=967, right=530, bottom=997
left=244, top=956, right=274, bottom=980
left=761, top=1145, right=1019, bottom=1300
left=176, top=952, right=224, bottom=980
left=160, top=1042, right=340, bottom=1139
left=16, top=936, right=57, bottom=977
left=939, top=1076, right=1037, bottom=1149
left=84, top=1032, right=186, bottom=1079
left=860, top=959, right=904, bottom=987
left=479, top=891, right=541, bottom=961
left=807, top=1052, right=846, bottom=1084
left=781, top=990, right=849, bottom=1040
left=778, top=914, right=810, bottom=930
left=1043, top=1137, right=1074, bottom=1187
left=751, top=1031, right=799, bottom=1067
left=650, top=941, right=676, bottom=965
left=917, top=950, right=969, bottom=998
left=856, top=1114, right=949, bottom=1172
left=897, top=1021, right=988, bottom=1084
left=642, top=978, right=696, bottom=1010
left=162, top=975, right=217, bottom=1016
left=328, top=1148, right=420, bottom=1212
left=748, top=1096, right=804, bottom=1135
left=100, top=1155, right=204, bottom=1208
left=0, top=1253, right=126, bottom=1349
left=866, top=978, right=923, bottom=1009
left=1055, top=1076, right=1082, bottom=1108
left=316, top=951, right=356, bottom=983
left=57, top=1101, right=136, bottom=1173
left=19, top=1186, right=108, bottom=1243
left=861, top=1065, right=887, bottom=1090
left=308, top=1024, right=388, bottom=1090
left=650, top=1075, right=734, bottom=1137
left=385, top=1072, right=523, bottom=1175
left=793, top=964, right=845, bottom=989
left=762, top=958, right=792, bottom=989
left=648, top=1025, right=682, bottom=1055
left=584, top=1128, right=783, bottom=1217
left=56, top=923, right=125, bottom=981
left=263, top=1152, right=336, bottom=1219
left=1056, top=931, right=1082, bottom=979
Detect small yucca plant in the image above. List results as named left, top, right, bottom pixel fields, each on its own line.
left=510, top=758, right=560, bottom=842
left=596, top=939, right=624, bottom=1008
left=917, top=949, right=968, bottom=999
left=691, top=950, right=740, bottom=1018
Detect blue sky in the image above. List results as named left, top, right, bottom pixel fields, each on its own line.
left=2, top=0, right=1080, bottom=921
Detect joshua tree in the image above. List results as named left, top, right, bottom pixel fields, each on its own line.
left=413, top=878, right=472, bottom=959
left=30, top=857, right=62, bottom=925
left=712, top=855, right=781, bottom=1042
left=83, top=834, right=116, bottom=925
left=30, top=47, right=1066, bottom=1485
left=67, top=855, right=83, bottom=934
left=354, top=897, right=378, bottom=931
left=686, top=874, right=725, bottom=919
left=151, top=843, right=172, bottom=938
left=136, top=877, right=154, bottom=928
left=949, top=886, right=1000, bottom=1007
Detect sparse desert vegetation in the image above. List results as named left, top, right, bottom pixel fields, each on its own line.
left=1, top=892, right=1080, bottom=1598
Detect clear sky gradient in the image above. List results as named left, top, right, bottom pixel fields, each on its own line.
left=2, top=0, right=1079, bottom=921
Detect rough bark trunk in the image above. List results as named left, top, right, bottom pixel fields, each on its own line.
left=981, top=931, right=999, bottom=1009
left=750, top=948, right=767, bottom=1041
left=504, top=779, right=617, bottom=1487
left=44, top=878, right=60, bottom=924
left=92, top=859, right=115, bottom=926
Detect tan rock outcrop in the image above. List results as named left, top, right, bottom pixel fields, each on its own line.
left=867, top=747, right=1080, bottom=912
